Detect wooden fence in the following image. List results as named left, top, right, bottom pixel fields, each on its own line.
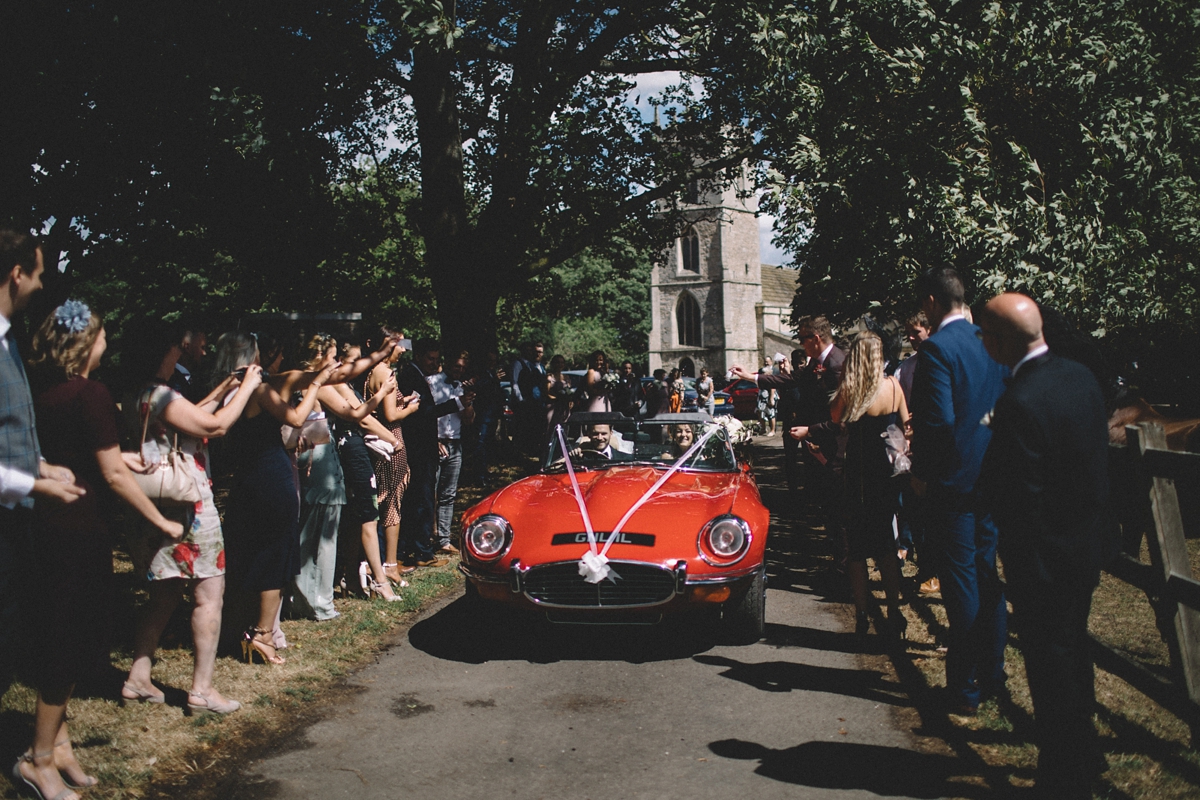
left=1101, top=422, right=1200, bottom=740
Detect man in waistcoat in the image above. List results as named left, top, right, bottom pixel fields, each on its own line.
left=0, top=227, right=85, bottom=695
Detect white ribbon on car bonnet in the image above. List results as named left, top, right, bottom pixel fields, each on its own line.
left=556, top=423, right=721, bottom=584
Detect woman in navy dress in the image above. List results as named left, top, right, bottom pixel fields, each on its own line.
left=16, top=301, right=182, bottom=800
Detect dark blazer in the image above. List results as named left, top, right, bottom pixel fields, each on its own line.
left=760, top=345, right=845, bottom=459
left=910, top=318, right=1007, bottom=494
left=979, top=353, right=1118, bottom=587
left=396, top=363, right=462, bottom=459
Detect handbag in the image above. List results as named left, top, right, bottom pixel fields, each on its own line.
left=282, top=412, right=332, bottom=451
left=126, top=395, right=202, bottom=505
left=881, top=423, right=912, bottom=477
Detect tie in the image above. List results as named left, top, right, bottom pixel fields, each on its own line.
left=5, top=329, right=27, bottom=381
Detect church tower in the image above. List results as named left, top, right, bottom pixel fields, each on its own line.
left=649, top=172, right=762, bottom=378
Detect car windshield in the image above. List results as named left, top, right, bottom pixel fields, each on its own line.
left=543, top=414, right=738, bottom=473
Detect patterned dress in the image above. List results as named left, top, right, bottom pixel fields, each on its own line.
left=129, top=383, right=225, bottom=580
left=374, top=388, right=410, bottom=528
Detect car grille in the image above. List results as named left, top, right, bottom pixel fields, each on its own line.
left=523, top=562, right=676, bottom=608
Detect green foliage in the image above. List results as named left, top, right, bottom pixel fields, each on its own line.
left=499, top=240, right=653, bottom=366
left=713, top=0, right=1200, bottom=346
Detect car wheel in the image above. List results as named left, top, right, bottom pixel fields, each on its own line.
left=722, top=567, right=765, bottom=645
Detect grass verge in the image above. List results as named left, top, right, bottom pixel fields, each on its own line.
left=0, top=455, right=536, bottom=800
left=871, top=536, right=1200, bottom=799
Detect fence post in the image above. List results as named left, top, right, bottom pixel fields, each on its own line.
left=1132, top=422, right=1200, bottom=713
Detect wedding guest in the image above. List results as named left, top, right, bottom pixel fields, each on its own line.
left=20, top=301, right=183, bottom=799
left=291, top=334, right=401, bottom=616
left=397, top=339, right=471, bottom=567
left=613, top=360, right=641, bottom=416
left=757, top=366, right=777, bottom=435
left=430, top=351, right=473, bottom=554
left=978, top=293, right=1117, bottom=797
left=831, top=332, right=908, bottom=637
left=894, top=311, right=936, bottom=592
left=696, top=367, right=715, bottom=417
left=120, top=322, right=262, bottom=716
left=215, top=331, right=337, bottom=666
left=166, top=323, right=209, bottom=403
left=909, top=266, right=1008, bottom=715
left=1, top=231, right=85, bottom=800
left=544, top=354, right=572, bottom=436
left=583, top=350, right=612, bottom=412
left=329, top=341, right=403, bottom=600
left=668, top=368, right=684, bottom=413
left=367, top=336, right=420, bottom=583
left=513, top=341, right=546, bottom=454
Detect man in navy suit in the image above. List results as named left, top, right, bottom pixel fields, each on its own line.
left=909, top=267, right=1008, bottom=715
left=978, top=294, right=1116, bottom=798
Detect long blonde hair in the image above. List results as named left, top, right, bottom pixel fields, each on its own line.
left=836, top=331, right=884, bottom=424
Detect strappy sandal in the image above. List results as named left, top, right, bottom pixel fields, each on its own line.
left=370, top=580, right=404, bottom=603
left=187, top=691, right=242, bottom=715
left=241, top=627, right=286, bottom=665
left=53, top=739, right=97, bottom=790
left=120, top=681, right=165, bottom=705
left=12, top=751, right=80, bottom=800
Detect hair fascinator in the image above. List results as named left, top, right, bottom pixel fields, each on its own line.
left=53, top=299, right=92, bottom=334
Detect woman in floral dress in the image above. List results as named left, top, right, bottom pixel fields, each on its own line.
left=121, top=326, right=262, bottom=713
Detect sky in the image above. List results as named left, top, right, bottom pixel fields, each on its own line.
left=626, top=72, right=789, bottom=267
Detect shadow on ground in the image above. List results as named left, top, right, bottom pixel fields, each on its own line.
left=708, top=739, right=992, bottom=798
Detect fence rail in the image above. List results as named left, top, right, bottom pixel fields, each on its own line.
left=1099, top=422, right=1200, bottom=738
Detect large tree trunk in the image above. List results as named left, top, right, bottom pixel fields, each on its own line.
left=410, top=42, right=500, bottom=361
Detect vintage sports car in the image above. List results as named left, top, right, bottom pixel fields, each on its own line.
left=458, top=412, right=770, bottom=641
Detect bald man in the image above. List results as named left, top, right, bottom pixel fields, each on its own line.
left=978, top=292, right=1117, bottom=799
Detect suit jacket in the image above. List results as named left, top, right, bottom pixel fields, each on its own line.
left=396, top=363, right=463, bottom=460
left=910, top=318, right=1007, bottom=494
left=760, top=345, right=845, bottom=460
left=979, top=353, right=1118, bottom=588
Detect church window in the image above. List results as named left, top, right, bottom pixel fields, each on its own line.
left=676, top=293, right=702, bottom=348
left=681, top=229, right=700, bottom=273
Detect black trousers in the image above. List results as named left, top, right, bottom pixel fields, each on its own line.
left=399, top=449, right=439, bottom=563
left=1010, top=573, right=1101, bottom=797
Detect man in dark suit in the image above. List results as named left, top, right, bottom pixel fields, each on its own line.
left=397, top=338, right=474, bottom=568
left=978, top=293, right=1116, bottom=798
left=0, top=229, right=84, bottom=705
left=909, top=267, right=1008, bottom=715
left=734, top=316, right=844, bottom=515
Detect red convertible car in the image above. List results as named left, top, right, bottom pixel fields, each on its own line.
left=458, top=412, right=770, bottom=642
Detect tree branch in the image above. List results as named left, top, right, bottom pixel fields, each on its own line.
left=596, top=57, right=697, bottom=74
left=457, top=38, right=512, bottom=64
left=526, top=142, right=762, bottom=275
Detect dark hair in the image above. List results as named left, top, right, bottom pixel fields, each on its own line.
left=414, top=337, right=440, bottom=356
left=791, top=348, right=805, bottom=364
left=0, top=226, right=40, bottom=278
left=906, top=311, right=930, bottom=329
left=796, top=315, right=833, bottom=343
left=118, top=318, right=193, bottom=385
left=915, top=267, right=966, bottom=310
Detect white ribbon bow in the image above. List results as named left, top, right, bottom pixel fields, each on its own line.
left=556, top=424, right=721, bottom=584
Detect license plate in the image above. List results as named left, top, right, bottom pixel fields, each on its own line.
left=551, top=532, right=655, bottom=547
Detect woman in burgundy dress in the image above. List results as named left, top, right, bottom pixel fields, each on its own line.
left=14, top=301, right=182, bottom=800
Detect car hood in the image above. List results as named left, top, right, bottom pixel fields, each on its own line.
left=483, top=466, right=743, bottom=536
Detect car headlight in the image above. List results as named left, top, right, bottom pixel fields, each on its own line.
left=464, top=515, right=512, bottom=561
left=698, top=515, right=752, bottom=565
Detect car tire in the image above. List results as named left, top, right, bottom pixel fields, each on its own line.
left=722, top=567, right=766, bottom=645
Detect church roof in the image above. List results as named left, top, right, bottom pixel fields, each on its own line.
left=760, top=264, right=798, bottom=307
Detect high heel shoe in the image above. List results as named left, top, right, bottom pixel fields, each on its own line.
left=358, top=561, right=371, bottom=595
left=854, top=610, right=870, bottom=636
left=241, top=627, right=286, bottom=665
left=53, top=739, right=97, bottom=790
left=370, top=580, right=404, bottom=602
left=12, top=750, right=79, bottom=800
left=187, top=691, right=242, bottom=715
